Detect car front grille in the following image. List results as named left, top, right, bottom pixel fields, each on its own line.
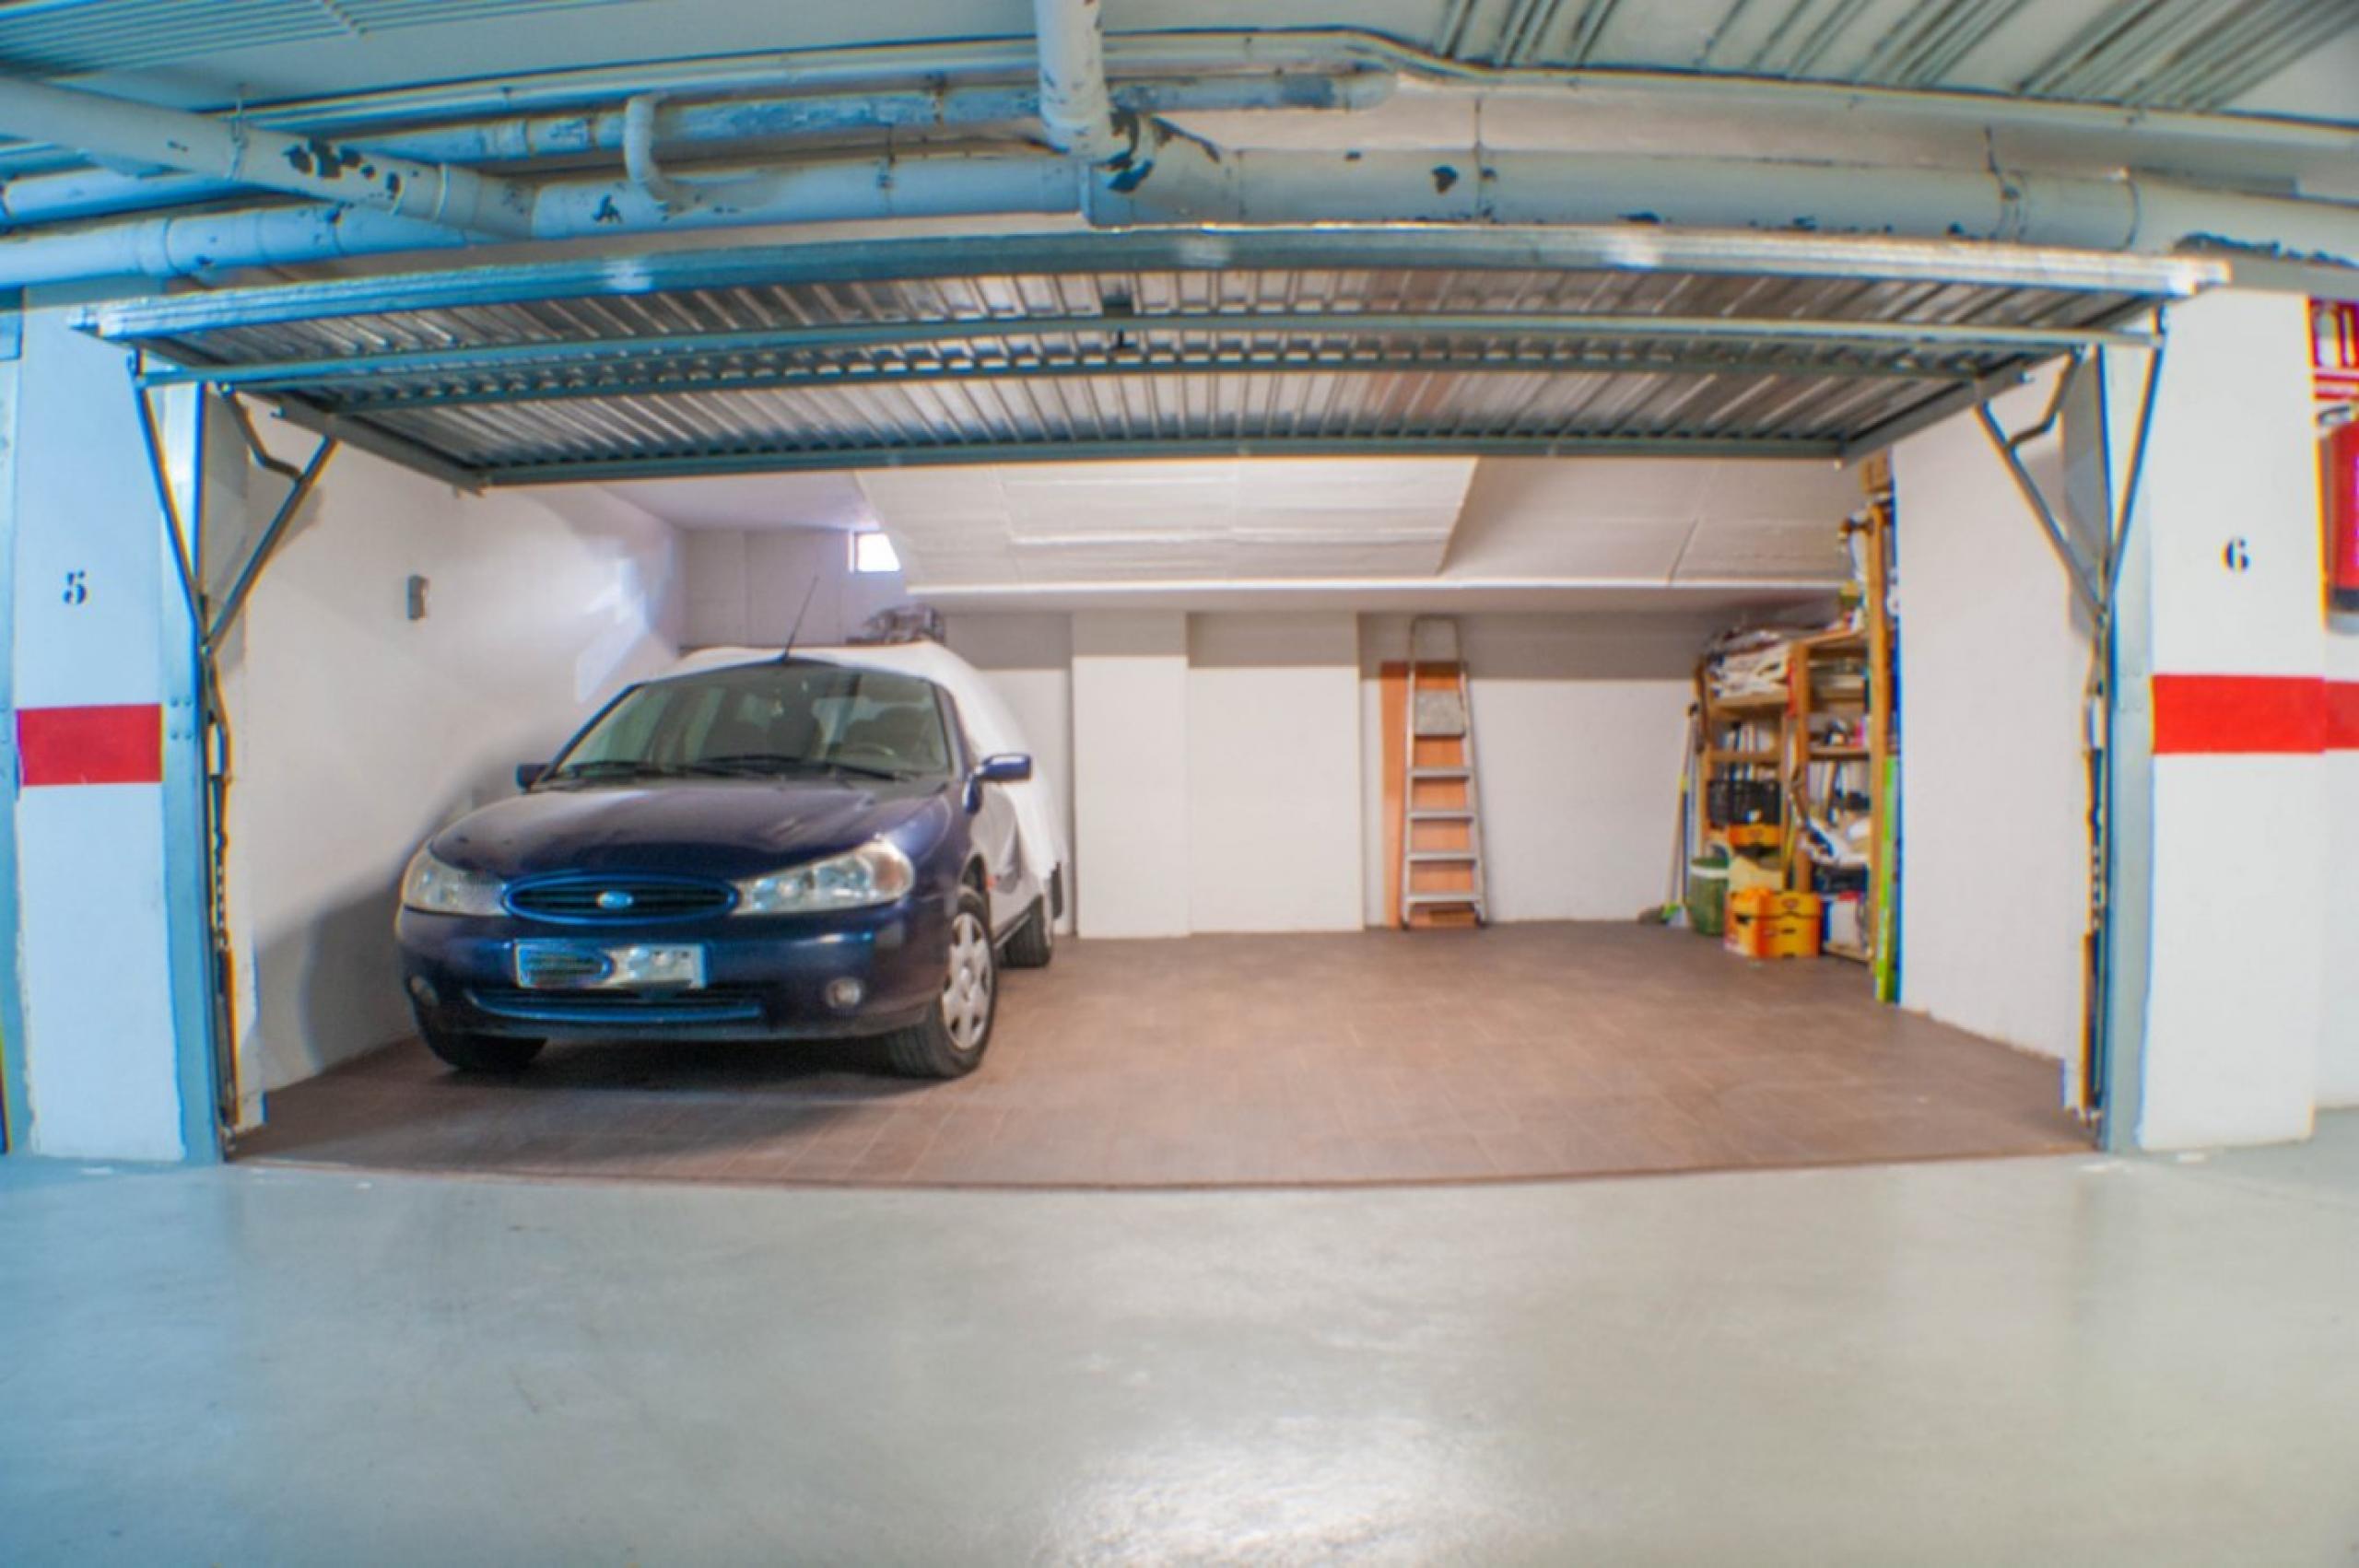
left=468, top=988, right=766, bottom=1025
left=504, top=876, right=734, bottom=923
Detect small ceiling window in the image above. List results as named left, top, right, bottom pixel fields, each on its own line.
left=851, top=531, right=900, bottom=574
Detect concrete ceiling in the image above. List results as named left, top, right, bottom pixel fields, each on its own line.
left=858, top=458, right=1479, bottom=586
left=601, top=451, right=1860, bottom=610
left=598, top=474, right=874, bottom=532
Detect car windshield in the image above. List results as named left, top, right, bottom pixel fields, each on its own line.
left=546, top=662, right=955, bottom=784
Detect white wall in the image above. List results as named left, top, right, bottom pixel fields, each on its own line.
left=221, top=430, right=681, bottom=1101
left=1358, top=614, right=1708, bottom=927
left=1188, top=614, right=1364, bottom=932
left=1892, top=369, right=2093, bottom=1071
left=682, top=526, right=905, bottom=648
left=2327, top=595, right=2359, bottom=1107
left=1070, top=611, right=1191, bottom=938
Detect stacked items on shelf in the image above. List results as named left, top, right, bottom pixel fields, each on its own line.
left=1692, top=628, right=1815, bottom=959
left=1790, top=628, right=1874, bottom=954
left=1686, top=459, right=1897, bottom=976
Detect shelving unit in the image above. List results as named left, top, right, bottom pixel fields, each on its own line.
left=1787, top=628, right=1874, bottom=942
left=1695, top=675, right=1787, bottom=859
left=1691, top=457, right=1898, bottom=975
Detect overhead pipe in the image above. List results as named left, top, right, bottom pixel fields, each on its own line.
left=620, top=94, right=688, bottom=212
left=0, top=76, right=535, bottom=239
left=1082, top=144, right=2359, bottom=265
left=5, top=42, right=2336, bottom=244
left=1031, top=0, right=1133, bottom=163
left=0, top=151, right=1080, bottom=287
left=0, top=141, right=2353, bottom=289
left=0, top=71, right=1389, bottom=230
left=0, top=25, right=2341, bottom=187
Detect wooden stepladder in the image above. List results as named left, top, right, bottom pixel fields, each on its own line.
left=1395, top=616, right=1488, bottom=929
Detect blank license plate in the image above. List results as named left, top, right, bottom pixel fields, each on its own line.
left=515, top=942, right=707, bottom=991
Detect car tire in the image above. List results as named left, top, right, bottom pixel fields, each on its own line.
left=883, top=888, right=997, bottom=1078
left=1002, top=894, right=1053, bottom=969
left=423, top=1030, right=545, bottom=1073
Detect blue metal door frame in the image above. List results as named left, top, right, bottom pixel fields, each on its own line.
left=141, top=380, right=227, bottom=1161
left=0, top=298, right=26, bottom=1153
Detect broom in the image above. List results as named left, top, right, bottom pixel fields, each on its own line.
left=1637, top=705, right=1700, bottom=925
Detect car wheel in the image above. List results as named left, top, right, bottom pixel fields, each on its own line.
left=883, top=888, right=996, bottom=1078
left=423, top=1030, right=545, bottom=1073
left=1002, top=894, right=1053, bottom=969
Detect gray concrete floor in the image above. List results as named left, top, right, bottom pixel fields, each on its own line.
left=5, top=1125, right=2357, bottom=1565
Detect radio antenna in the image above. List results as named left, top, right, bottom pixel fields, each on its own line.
left=779, top=576, right=821, bottom=661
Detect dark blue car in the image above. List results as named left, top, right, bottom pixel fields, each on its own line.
left=395, top=658, right=1050, bottom=1079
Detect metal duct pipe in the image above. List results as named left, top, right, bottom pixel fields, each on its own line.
left=1033, top=0, right=1130, bottom=162
left=621, top=94, right=687, bottom=212
left=1083, top=143, right=2359, bottom=265
left=0, top=152, right=1078, bottom=287
left=0, top=77, right=536, bottom=239
left=0, top=72, right=1390, bottom=230
left=0, top=146, right=2351, bottom=289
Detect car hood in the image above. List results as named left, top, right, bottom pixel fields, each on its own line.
left=430, top=777, right=946, bottom=882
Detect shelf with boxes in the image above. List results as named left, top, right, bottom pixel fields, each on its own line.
left=1726, top=888, right=1823, bottom=960
left=1684, top=461, right=1896, bottom=984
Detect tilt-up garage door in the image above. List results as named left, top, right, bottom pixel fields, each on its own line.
left=87, top=224, right=2210, bottom=1186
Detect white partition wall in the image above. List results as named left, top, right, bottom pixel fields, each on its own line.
left=221, top=437, right=682, bottom=1100
left=1071, top=611, right=1191, bottom=938
left=1356, top=614, right=1708, bottom=928
left=1893, top=370, right=2094, bottom=1073
left=2326, top=583, right=2359, bottom=1107
left=1187, top=614, right=1363, bottom=933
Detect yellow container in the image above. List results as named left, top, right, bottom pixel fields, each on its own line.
left=1724, top=888, right=1775, bottom=957
left=1765, top=915, right=1823, bottom=959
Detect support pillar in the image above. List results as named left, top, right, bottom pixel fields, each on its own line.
left=4, top=295, right=217, bottom=1160
left=2117, top=289, right=2327, bottom=1150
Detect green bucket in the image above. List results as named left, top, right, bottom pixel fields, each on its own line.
left=1687, top=856, right=1730, bottom=938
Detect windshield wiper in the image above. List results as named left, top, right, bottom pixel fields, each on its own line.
left=696, top=753, right=912, bottom=782
left=546, top=759, right=686, bottom=783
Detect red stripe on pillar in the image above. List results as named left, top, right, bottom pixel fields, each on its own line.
left=2152, top=674, right=2328, bottom=755
left=2330, top=681, right=2359, bottom=753
left=17, top=703, right=164, bottom=786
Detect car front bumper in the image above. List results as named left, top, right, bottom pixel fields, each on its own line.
left=396, top=898, right=947, bottom=1043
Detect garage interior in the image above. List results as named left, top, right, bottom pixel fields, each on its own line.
left=1, top=3, right=2342, bottom=1190
left=3, top=1, right=2357, bottom=1556
left=74, top=228, right=2177, bottom=1186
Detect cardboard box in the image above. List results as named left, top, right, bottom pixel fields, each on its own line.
left=1765, top=915, right=1823, bottom=959
left=1724, top=888, right=1774, bottom=957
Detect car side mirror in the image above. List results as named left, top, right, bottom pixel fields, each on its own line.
left=516, top=762, right=548, bottom=790
left=963, top=752, right=1032, bottom=813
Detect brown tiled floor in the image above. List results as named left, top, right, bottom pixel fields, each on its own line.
left=235, top=924, right=2090, bottom=1188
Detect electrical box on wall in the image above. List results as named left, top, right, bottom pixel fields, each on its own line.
left=406, top=574, right=429, bottom=621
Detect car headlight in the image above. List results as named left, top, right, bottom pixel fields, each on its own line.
left=734, top=840, right=915, bottom=915
left=400, top=845, right=507, bottom=917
